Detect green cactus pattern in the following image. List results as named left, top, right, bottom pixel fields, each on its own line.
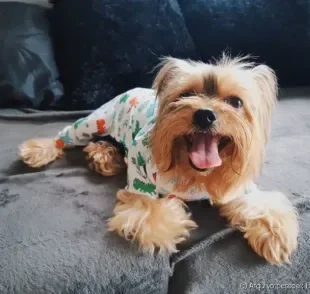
left=74, top=118, right=87, bottom=129
left=117, top=108, right=125, bottom=122
left=133, top=178, right=156, bottom=195
left=132, top=120, right=142, bottom=140
left=146, top=102, right=156, bottom=118
left=119, top=93, right=130, bottom=104
left=142, top=136, right=149, bottom=147
left=136, top=152, right=145, bottom=166
left=138, top=101, right=149, bottom=112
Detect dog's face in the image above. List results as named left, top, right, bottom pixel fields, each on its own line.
left=150, top=55, right=278, bottom=202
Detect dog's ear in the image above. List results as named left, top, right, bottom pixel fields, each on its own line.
left=152, top=57, right=180, bottom=95
left=152, top=57, right=194, bottom=97
left=252, top=64, right=278, bottom=143
left=252, top=65, right=278, bottom=103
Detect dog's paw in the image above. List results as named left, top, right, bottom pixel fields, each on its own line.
left=244, top=210, right=298, bottom=264
left=19, top=138, right=63, bottom=168
left=220, top=190, right=299, bottom=265
left=107, top=190, right=197, bottom=254
left=84, top=141, right=125, bottom=176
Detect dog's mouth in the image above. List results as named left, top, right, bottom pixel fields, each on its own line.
left=186, top=132, right=230, bottom=172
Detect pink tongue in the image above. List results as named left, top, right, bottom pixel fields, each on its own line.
left=189, top=133, right=222, bottom=169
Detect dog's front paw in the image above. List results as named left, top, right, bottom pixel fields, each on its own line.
left=19, top=138, right=63, bottom=168
left=220, top=190, right=299, bottom=265
left=244, top=210, right=298, bottom=264
left=107, top=190, right=197, bottom=254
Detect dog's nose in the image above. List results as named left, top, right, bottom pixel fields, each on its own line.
left=193, top=109, right=217, bottom=129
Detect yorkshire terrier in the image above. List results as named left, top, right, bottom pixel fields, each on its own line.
left=19, top=54, right=298, bottom=264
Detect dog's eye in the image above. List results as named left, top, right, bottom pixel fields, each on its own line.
left=180, top=91, right=194, bottom=98
left=224, top=96, right=243, bottom=109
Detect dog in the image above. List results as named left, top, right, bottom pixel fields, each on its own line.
left=19, top=54, right=298, bottom=264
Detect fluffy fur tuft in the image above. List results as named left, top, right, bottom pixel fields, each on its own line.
left=107, top=189, right=197, bottom=253
left=84, top=141, right=125, bottom=176
left=220, top=190, right=298, bottom=264
left=19, top=138, right=63, bottom=168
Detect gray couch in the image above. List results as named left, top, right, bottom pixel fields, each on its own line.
left=0, top=88, right=310, bottom=294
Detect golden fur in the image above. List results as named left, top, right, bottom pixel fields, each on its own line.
left=220, top=190, right=298, bottom=264
left=108, top=189, right=197, bottom=253
left=151, top=55, right=276, bottom=201
left=84, top=141, right=125, bottom=176
left=20, top=138, right=64, bottom=167
left=18, top=54, right=298, bottom=265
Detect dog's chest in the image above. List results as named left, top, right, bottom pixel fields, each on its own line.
left=154, top=174, right=210, bottom=201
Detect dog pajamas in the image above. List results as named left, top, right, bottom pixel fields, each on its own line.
left=55, top=88, right=165, bottom=198
left=55, top=88, right=257, bottom=200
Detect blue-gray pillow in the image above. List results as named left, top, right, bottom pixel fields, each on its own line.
left=0, top=2, right=63, bottom=109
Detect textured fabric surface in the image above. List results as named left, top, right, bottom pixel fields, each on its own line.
left=0, top=2, right=63, bottom=108
left=0, top=90, right=310, bottom=293
left=48, top=0, right=197, bottom=110
left=0, top=0, right=52, bottom=9
left=49, top=0, right=310, bottom=110
left=178, top=0, right=310, bottom=87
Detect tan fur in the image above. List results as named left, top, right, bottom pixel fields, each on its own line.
left=18, top=54, right=298, bottom=264
left=84, top=141, right=125, bottom=176
left=220, top=190, right=298, bottom=264
left=151, top=54, right=277, bottom=201
left=107, top=189, right=197, bottom=253
left=19, top=138, right=63, bottom=168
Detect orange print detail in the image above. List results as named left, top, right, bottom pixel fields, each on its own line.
left=96, top=119, right=106, bottom=134
left=55, top=139, right=65, bottom=149
left=127, top=97, right=138, bottom=113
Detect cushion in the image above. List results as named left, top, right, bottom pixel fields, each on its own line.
left=178, top=0, right=310, bottom=86
left=49, top=0, right=310, bottom=111
left=0, top=2, right=63, bottom=108
left=48, top=0, right=198, bottom=110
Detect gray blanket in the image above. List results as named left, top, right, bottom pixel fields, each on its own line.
left=0, top=90, right=310, bottom=294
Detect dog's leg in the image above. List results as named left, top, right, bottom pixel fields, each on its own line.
left=84, top=141, right=125, bottom=176
left=219, top=190, right=298, bottom=264
left=19, top=138, right=64, bottom=168
left=19, top=110, right=111, bottom=168
left=107, top=189, right=197, bottom=253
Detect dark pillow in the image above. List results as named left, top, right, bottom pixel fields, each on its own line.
left=48, top=0, right=198, bottom=110
left=178, top=0, right=310, bottom=87
left=0, top=2, right=63, bottom=109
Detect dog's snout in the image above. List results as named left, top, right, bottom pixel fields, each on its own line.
left=193, top=109, right=217, bottom=129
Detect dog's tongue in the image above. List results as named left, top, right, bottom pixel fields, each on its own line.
left=189, top=133, right=222, bottom=169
